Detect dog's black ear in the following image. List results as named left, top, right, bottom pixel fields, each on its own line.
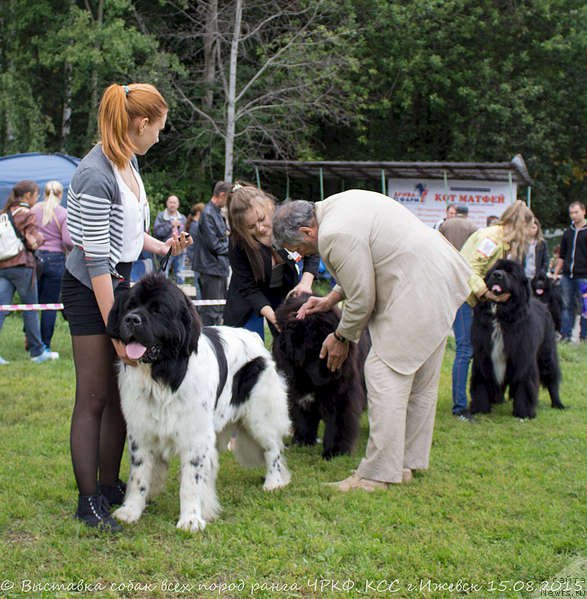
left=106, top=287, right=130, bottom=339
left=180, top=290, right=201, bottom=355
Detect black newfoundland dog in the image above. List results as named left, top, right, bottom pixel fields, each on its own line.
left=272, top=293, right=370, bottom=459
left=531, top=272, right=562, bottom=332
left=470, top=259, right=564, bottom=419
left=106, top=273, right=291, bottom=532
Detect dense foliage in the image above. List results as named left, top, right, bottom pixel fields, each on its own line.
left=0, top=0, right=584, bottom=224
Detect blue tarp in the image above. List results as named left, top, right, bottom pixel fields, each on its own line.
left=0, top=152, right=80, bottom=208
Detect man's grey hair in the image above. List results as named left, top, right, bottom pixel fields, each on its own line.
left=272, top=200, right=316, bottom=247
left=456, top=204, right=469, bottom=216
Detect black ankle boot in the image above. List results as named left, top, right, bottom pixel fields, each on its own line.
left=75, top=494, right=122, bottom=532
left=99, top=479, right=127, bottom=507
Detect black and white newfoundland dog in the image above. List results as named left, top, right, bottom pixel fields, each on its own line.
left=470, top=259, right=565, bottom=419
left=106, top=273, right=291, bottom=532
left=272, top=293, right=369, bottom=459
left=531, top=272, right=562, bottom=332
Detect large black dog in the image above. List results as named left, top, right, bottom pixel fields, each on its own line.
left=531, top=272, right=562, bottom=332
left=470, top=259, right=564, bottom=419
left=272, top=293, right=370, bottom=459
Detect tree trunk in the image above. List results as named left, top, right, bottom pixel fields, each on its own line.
left=224, top=0, right=242, bottom=183
left=61, top=0, right=75, bottom=151
left=85, top=0, right=105, bottom=147
left=203, top=0, right=218, bottom=112
left=61, top=61, right=73, bottom=151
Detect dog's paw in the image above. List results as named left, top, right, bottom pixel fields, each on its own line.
left=113, top=504, right=142, bottom=523
left=176, top=515, right=207, bottom=532
left=263, top=468, right=291, bottom=491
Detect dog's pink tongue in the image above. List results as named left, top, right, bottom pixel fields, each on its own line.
left=536, top=289, right=544, bottom=295
left=492, top=284, right=503, bottom=294
left=126, top=342, right=147, bottom=360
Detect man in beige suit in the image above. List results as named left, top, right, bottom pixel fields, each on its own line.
left=273, top=190, right=471, bottom=491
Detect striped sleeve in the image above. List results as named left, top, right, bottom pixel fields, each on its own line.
left=67, top=168, right=123, bottom=279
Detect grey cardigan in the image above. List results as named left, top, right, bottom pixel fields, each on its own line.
left=66, top=144, right=143, bottom=289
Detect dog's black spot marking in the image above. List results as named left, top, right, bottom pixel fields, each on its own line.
left=139, top=486, right=146, bottom=495
left=231, top=356, right=266, bottom=407
left=190, top=457, right=202, bottom=469
left=130, top=440, right=139, bottom=453
left=131, top=454, right=143, bottom=467
left=203, top=327, right=228, bottom=407
left=194, top=474, right=201, bottom=483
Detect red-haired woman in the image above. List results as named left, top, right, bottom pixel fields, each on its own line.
left=62, top=83, right=191, bottom=531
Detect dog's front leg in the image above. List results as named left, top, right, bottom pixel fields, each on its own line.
left=176, top=440, right=219, bottom=532
left=113, top=434, right=153, bottom=523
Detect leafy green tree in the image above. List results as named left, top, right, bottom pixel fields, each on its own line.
left=321, top=0, right=586, bottom=226
left=137, top=0, right=361, bottom=182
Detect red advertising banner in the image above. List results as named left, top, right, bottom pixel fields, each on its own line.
left=388, top=178, right=516, bottom=228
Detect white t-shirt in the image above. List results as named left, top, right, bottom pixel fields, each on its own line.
left=112, top=163, right=149, bottom=262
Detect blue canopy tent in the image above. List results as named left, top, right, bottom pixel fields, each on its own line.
left=0, top=152, right=80, bottom=208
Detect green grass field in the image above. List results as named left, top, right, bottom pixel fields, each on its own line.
left=0, top=313, right=585, bottom=598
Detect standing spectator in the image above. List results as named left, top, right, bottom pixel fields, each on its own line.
left=153, top=195, right=187, bottom=284
left=186, top=202, right=205, bottom=296
left=523, top=217, right=548, bottom=279
left=62, top=82, right=191, bottom=531
left=486, top=215, right=500, bottom=227
left=548, top=245, right=561, bottom=277
left=0, top=180, right=54, bottom=364
left=433, top=203, right=457, bottom=230
left=439, top=204, right=478, bottom=251
left=31, top=180, right=73, bottom=356
left=223, top=183, right=319, bottom=340
left=273, top=191, right=471, bottom=491
left=553, top=201, right=587, bottom=343
left=192, top=181, right=231, bottom=325
left=452, top=201, right=535, bottom=418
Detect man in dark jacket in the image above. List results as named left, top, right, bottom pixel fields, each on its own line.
left=192, top=181, right=231, bottom=325
left=554, top=201, right=587, bottom=342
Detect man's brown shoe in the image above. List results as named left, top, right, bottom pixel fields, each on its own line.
left=402, top=468, right=413, bottom=483
left=328, top=473, right=388, bottom=492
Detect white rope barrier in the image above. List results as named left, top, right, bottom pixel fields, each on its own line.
left=1, top=299, right=227, bottom=312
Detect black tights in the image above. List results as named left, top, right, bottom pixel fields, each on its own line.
left=70, top=334, right=126, bottom=496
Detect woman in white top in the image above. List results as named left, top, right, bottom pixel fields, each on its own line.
left=62, top=83, right=191, bottom=531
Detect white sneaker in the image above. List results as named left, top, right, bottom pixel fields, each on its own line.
left=0, top=356, right=9, bottom=365
left=31, top=349, right=53, bottom=364
left=48, top=351, right=59, bottom=360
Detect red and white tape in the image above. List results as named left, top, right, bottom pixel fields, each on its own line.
left=1, top=299, right=226, bottom=312
left=0, top=303, right=64, bottom=312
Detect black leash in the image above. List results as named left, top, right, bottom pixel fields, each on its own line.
left=158, top=246, right=173, bottom=273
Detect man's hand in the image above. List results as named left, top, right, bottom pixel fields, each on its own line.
left=320, top=333, right=350, bottom=372
left=296, top=295, right=333, bottom=319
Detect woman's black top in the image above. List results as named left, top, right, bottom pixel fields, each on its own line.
left=223, top=241, right=320, bottom=327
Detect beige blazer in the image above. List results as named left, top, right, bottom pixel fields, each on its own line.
left=316, top=190, right=471, bottom=375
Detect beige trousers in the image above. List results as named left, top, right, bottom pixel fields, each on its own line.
left=356, top=338, right=447, bottom=484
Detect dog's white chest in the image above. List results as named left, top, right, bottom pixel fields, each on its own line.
left=490, top=310, right=506, bottom=386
